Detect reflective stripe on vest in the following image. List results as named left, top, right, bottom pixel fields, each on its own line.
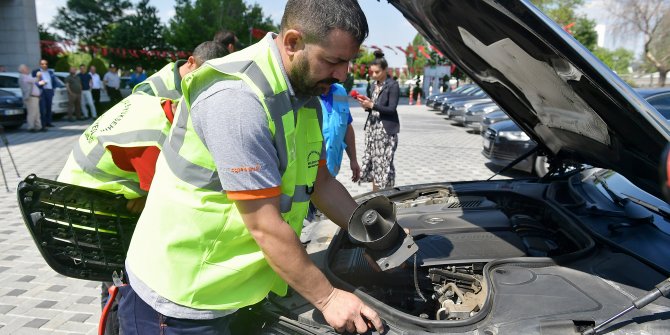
left=147, top=76, right=181, bottom=100
left=132, top=63, right=181, bottom=99
left=162, top=61, right=313, bottom=213
left=57, top=95, right=171, bottom=198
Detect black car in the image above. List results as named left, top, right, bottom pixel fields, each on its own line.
left=426, top=84, right=475, bottom=108
left=479, top=109, right=509, bottom=134
left=17, top=1, right=670, bottom=334
left=0, top=89, right=25, bottom=129
left=433, top=85, right=481, bottom=110
left=483, top=88, right=670, bottom=176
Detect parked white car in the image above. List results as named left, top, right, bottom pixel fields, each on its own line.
left=0, top=72, right=69, bottom=115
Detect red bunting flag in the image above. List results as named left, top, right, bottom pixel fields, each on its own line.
left=429, top=45, right=444, bottom=57
left=384, top=45, right=397, bottom=55
left=396, top=46, right=408, bottom=55
left=250, top=27, right=267, bottom=39
left=417, top=45, right=431, bottom=59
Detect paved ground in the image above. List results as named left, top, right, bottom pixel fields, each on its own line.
left=0, top=102, right=522, bottom=334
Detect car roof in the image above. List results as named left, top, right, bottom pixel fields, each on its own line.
left=635, top=88, right=670, bottom=99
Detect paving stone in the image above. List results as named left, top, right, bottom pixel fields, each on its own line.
left=46, top=285, right=66, bottom=292
left=23, top=318, right=49, bottom=328
left=17, top=275, right=36, bottom=282
left=76, top=296, right=96, bottom=304
left=5, top=289, right=27, bottom=296
left=35, top=300, right=57, bottom=309
left=0, top=304, right=16, bottom=314
left=69, top=313, right=91, bottom=323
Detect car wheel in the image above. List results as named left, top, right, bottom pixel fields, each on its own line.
left=534, top=155, right=549, bottom=177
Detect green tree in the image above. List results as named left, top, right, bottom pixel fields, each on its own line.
left=108, top=0, right=167, bottom=70
left=531, top=0, right=598, bottom=51
left=609, top=0, right=670, bottom=86
left=52, top=0, right=132, bottom=45
left=406, top=33, right=428, bottom=76
left=165, top=0, right=277, bottom=52
left=592, top=47, right=635, bottom=74
left=38, top=24, right=63, bottom=65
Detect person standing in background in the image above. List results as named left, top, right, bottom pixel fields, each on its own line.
left=128, top=65, right=146, bottom=88
left=64, top=66, right=83, bottom=121
left=356, top=51, right=400, bottom=191
left=89, top=65, right=102, bottom=112
left=213, top=29, right=239, bottom=54
left=78, top=64, right=97, bottom=119
left=103, top=64, right=122, bottom=105
left=18, top=64, right=43, bottom=132
left=33, top=59, right=62, bottom=128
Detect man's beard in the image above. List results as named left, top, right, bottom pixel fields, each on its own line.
left=289, top=54, right=338, bottom=96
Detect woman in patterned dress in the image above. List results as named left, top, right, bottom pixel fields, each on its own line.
left=355, top=51, right=400, bottom=191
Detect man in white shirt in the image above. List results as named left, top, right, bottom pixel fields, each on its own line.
left=103, top=64, right=122, bottom=104
left=90, top=65, right=102, bottom=112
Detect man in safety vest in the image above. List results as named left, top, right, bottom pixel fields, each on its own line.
left=120, top=1, right=384, bottom=334
left=132, top=39, right=232, bottom=99
left=57, top=40, right=229, bottom=335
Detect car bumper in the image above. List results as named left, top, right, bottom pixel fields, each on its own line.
left=0, top=107, right=26, bottom=127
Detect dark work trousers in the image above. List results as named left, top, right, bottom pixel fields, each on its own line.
left=102, top=282, right=120, bottom=335
left=107, top=87, right=122, bottom=105
left=39, top=88, right=54, bottom=127
left=118, top=284, right=233, bottom=335
left=92, top=88, right=101, bottom=112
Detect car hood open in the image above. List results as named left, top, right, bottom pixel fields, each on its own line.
left=390, top=0, right=670, bottom=198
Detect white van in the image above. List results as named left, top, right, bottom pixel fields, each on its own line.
left=0, top=72, right=69, bottom=116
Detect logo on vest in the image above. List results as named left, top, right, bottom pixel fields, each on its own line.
left=230, top=164, right=261, bottom=174
left=84, top=99, right=130, bottom=144
left=307, top=151, right=320, bottom=169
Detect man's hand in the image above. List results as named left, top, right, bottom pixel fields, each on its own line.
left=318, top=288, right=384, bottom=334
left=126, top=197, right=147, bottom=214
left=350, top=159, right=360, bottom=182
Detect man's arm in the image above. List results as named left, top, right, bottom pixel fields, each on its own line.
left=311, top=164, right=358, bottom=230
left=343, top=124, right=360, bottom=182
left=236, top=196, right=382, bottom=334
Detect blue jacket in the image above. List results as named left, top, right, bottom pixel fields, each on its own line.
left=31, top=68, right=63, bottom=89
left=320, top=84, right=352, bottom=177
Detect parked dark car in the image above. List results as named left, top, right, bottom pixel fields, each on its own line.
left=0, top=89, right=26, bottom=129
left=483, top=88, right=670, bottom=176
left=433, top=85, right=481, bottom=110
left=17, top=1, right=670, bottom=334
left=458, top=102, right=499, bottom=131
left=444, top=96, right=492, bottom=119
left=479, top=109, right=510, bottom=134
left=425, top=84, right=474, bottom=108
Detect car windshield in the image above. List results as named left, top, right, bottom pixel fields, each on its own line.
left=0, top=90, right=15, bottom=97
left=591, top=169, right=670, bottom=234
left=0, top=75, right=19, bottom=89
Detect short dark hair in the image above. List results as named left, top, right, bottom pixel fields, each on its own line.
left=213, top=30, right=237, bottom=47
left=280, top=0, right=368, bottom=45
left=371, top=50, right=388, bottom=70
left=192, top=41, right=228, bottom=66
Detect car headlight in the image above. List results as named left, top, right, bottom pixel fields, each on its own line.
left=498, top=130, right=530, bottom=141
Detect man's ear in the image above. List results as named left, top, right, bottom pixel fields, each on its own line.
left=282, top=29, right=305, bottom=57
left=187, top=56, right=198, bottom=70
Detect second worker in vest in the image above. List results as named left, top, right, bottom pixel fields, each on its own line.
left=132, top=32, right=237, bottom=99
left=120, top=1, right=384, bottom=334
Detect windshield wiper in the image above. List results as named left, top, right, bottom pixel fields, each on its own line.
left=594, top=174, right=669, bottom=221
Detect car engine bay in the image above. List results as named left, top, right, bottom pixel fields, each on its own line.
left=328, top=187, right=593, bottom=322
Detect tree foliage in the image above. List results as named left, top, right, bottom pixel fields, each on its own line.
left=592, top=47, right=635, bottom=74
left=52, top=0, right=132, bottom=45
left=531, top=0, right=599, bottom=50
left=165, top=0, right=277, bottom=52
left=609, top=0, right=670, bottom=86
left=108, top=0, right=168, bottom=70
